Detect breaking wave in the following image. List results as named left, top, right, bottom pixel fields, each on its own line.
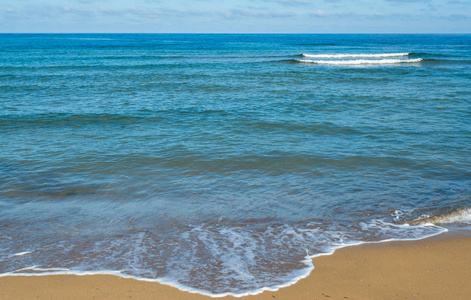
left=412, top=207, right=471, bottom=225
left=296, top=58, right=423, bottom=65
left=301, top=52, right=410, bottom=58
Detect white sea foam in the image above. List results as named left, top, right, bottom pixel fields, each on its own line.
left=297, top=58, right=423, bottom=65
left=13, top=251, right=32, bottom=257
left=0, top=221, right=447, bottom=298
left=13, top=266, right=71, bottom=273
left=413, top=208, right=471, bottom=225
left=302, top=52, right=410, bottom=58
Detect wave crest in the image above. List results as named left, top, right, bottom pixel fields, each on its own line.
left=302, top=52, right=410, bottom=58
left=411, top=207, right=471, bottom=225
left=296, top=58, right=423, bottom=65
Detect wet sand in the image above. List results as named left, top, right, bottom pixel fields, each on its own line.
left=1, top=230, right=469, bottom=300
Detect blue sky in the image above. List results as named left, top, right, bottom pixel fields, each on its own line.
left=0, top=0, right=470, bottom=33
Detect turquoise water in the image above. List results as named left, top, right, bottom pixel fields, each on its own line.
left=0, top=34, right=470, bottom=295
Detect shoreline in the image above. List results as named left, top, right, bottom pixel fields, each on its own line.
left=0, top=228, right=470, bottom=299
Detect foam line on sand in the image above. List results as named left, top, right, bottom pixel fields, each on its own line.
left=0, top=229, right=469, bottom=300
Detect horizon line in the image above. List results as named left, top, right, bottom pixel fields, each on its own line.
left=1, top=32, right=470, bottom=35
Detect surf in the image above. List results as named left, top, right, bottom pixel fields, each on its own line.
left=301, top=52, right=411, bottom=59
left=296, top=58, right=423, bottom=65
left=411, top=207, right=471, bottom=225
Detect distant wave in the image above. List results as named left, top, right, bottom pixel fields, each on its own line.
left=296, top=58, right=423, bottom=65
left=302, top=52, right=410, bottom=58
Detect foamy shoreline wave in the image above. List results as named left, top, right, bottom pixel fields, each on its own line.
left=0, top=223, right=447, bottom=298
left=411, top=207, right=471, bottom=225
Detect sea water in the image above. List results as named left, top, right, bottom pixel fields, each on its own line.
left=0, top=34, right=470, bottom=296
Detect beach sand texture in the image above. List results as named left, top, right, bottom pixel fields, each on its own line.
left=0, top=231, right=469, bottom=300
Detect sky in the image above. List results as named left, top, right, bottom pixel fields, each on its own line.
left=0, top=0, right=470, bottom=33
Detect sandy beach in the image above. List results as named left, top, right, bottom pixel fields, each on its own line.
left=0, top=229, right=469, bottom=300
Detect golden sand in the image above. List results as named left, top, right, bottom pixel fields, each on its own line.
left=1, top=230, right=469, bottom=300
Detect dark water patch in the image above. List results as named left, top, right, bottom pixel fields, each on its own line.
left=408, top=52, right=448, bottom=58
left=279, top=59, right=304, bottom=64
left=0, top=109, right=238, bottom=129
left=243, top=120, right=361, bottom=135
left=297, top=43, right=339, bottom=46
left=0, top=74, right=20, bottom=80
left=0, top=63, right=186, bottom=73
left=0, top=113, right=158, bottom=128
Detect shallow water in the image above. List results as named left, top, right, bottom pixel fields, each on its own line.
left=0, top=34, right=470, bottom=295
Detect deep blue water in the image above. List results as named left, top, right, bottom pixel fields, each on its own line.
left=0, top=34, right=470, bottom=295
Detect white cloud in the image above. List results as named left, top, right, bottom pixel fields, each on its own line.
left=385, top=0, right=431, bottom=2
left=260, top=0, right=310, bottom=6
left=311, top=9, right=327, bottom=16
left=223, top=8, right=295, bottom=19
left=447, top=0, right=471, bottom=4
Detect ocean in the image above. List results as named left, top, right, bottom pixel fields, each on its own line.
left=0, top=34, right=470, bottom=296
